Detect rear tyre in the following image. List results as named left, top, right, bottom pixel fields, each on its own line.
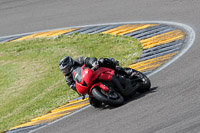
left=135, top=72, right=151, bottom=93
left=91, top=86, right=124, bottom=106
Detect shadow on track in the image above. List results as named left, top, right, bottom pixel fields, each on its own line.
left=124, top=86, right=158, bottom=103
left=96, top=87, right=158, bottom=110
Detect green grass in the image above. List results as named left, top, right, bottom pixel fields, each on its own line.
left=0, top=33, right=143, bottom=132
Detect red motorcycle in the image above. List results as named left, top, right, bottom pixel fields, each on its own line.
left=73, top=64, right=151, bottom=106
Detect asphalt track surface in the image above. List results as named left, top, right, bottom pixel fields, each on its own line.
left=1, top=0, right=200, bottom=133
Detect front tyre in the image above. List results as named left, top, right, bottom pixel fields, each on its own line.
left=91, top=86, right=124, bottom=106
left=135, top=72, right=151, bottom=93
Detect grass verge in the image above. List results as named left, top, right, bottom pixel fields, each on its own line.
left=0, top=33, right=142, bottom=132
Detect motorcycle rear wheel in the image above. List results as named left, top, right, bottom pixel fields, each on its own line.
left=92, top=86, right=124, bottom=106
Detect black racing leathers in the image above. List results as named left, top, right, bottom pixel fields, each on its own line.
left=64, top=57, right=136, bottom=93
left=64, top=57, right=98, bottom=92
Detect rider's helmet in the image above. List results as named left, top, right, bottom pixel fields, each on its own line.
left=59, top=56, right=75, bottom=75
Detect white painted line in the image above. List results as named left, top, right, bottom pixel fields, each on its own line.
left=145, top=22, right=195, bottom=77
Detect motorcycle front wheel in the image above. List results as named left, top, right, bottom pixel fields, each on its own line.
left=91, top=86, right=124, bottom=106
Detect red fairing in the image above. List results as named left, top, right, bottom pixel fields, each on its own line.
left=98, top=69, right=114, bottom=81
left=93, top=67, right=114, bottom=80
left=81, top=68, right=93, bottom=86
left=90, top=82, right=109, bottom=93
left=75, top=66, right=115, bottom=95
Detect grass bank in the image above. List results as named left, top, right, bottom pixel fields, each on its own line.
left=0, top=33, right=142, bottom=132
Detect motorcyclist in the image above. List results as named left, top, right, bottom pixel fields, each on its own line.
left=59, top=56, right=137, bottom=107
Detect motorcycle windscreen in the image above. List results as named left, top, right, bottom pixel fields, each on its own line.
left=73, top=67, right=82, bottom=83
